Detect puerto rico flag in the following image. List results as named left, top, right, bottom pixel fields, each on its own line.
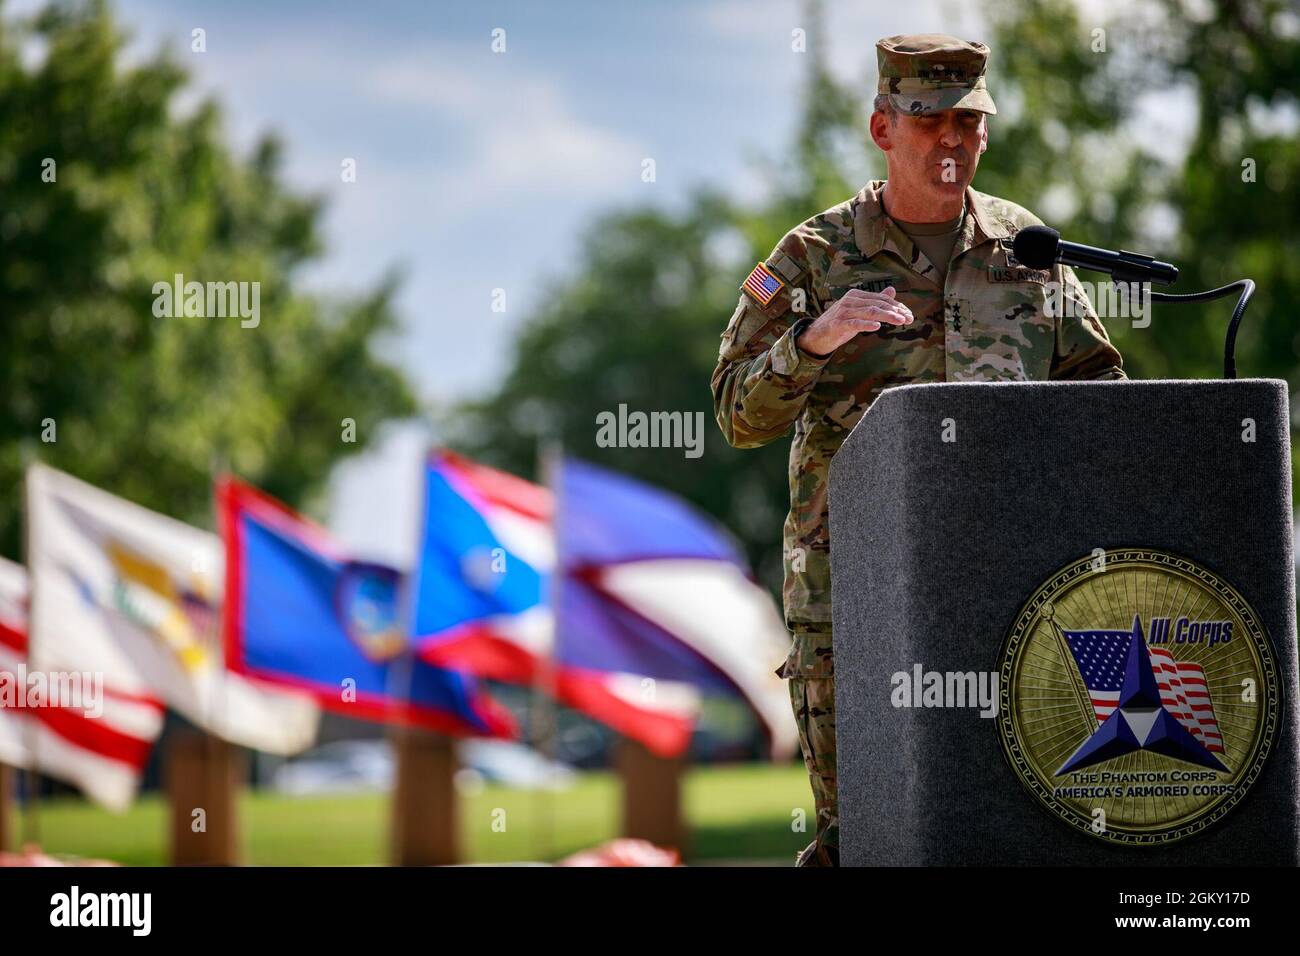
left=0, top=557, right=164, bottom=811
left=411, top=452, right=698, bottom=754
left=410, top=451, right=797, bottom=759
left=219, top=476, right=514, bottom=738
left=408, top=451, right=553, bottom=684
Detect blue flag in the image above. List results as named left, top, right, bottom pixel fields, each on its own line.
left=219, top=477, right=514, bottom=737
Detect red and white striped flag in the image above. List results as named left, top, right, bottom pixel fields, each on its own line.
left=1149, top=646, right=1225, bottom=754
left=0, top=557, right=164, bottom=811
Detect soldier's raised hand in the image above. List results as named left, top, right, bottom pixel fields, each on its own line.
left=795, top=287, right=914, bottom=357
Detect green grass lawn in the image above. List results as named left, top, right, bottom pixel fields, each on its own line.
left=10, top=763, right=813, bottom=866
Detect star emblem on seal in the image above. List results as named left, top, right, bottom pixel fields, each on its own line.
left=1056, top=614, right=1228, bottom=775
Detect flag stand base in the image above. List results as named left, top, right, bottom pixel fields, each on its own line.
left=166, top=731, right=242, bottom=865
left=390, top=727, right=459, bottom=866
left=616, top=737, right=687, bottom=855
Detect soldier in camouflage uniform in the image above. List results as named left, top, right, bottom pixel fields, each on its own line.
left=710, top=35, right=1126, bottom=867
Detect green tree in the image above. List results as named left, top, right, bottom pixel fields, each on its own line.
left=1151, top=0, right=1299, bottom=385
left=0, top=0, right=416, bottom=557
left=980, top=0, right=1300, bottom=389
left=451, top=1, right=863, bottom=592
left=453, top=0, right=1300, bottom=594
left=452, top=195, right=794, bottom=592
left=979, top=0, right=1300, bottom=463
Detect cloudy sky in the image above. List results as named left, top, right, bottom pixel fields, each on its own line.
left=35, top=0, right=1159, bottom=561
left=97, top=0, right=993, bottom=401
left=57, top=1, right=961, bottom=559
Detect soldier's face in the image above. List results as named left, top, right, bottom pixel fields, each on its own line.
left=872, top=108, right=988, bottom=201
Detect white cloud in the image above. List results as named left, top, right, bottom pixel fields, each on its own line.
left=365, top=49, right=644, bottom=204
left=696, top=0, right=984, bottom=88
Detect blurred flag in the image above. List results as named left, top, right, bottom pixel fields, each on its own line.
left=219, top=477, right=515, bottom=737
left=410, top=451, right=797, bottom=759
left=0, top=556, right=164, bottom=811
left=556, top=459, right=797, bottom=760
left=408, top=450, right=553, bottom=682
left=411, top=451, right=695, bottom=755
left=25, top=464, right=319, bottom=755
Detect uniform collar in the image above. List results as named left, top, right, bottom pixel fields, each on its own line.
left=852, top=179, right=1013, bottom=262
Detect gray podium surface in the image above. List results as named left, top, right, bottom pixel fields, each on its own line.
left=829, top=379, right=1299, bottom=865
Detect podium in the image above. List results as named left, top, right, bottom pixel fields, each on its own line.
left=829, top=380, right=1299, bottom=865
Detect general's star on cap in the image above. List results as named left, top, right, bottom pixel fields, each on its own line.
left=1056, top=614, right=1229, bottom=775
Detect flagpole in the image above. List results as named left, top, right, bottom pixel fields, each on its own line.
left=389, top=537, right=419, bottom=777
left=208, top=453, right=229, bottom=754
left=210, top=452, right=236, bottom=839
left=164, top=450, right=241, bottom=866
left=400, top=439, right=421, bottom=745
left=388, top=434, right=459, bottom=866
left=19, top=438, right=41, bottom=850
left=532, top=437, right=562, bottom=862
left=393, top=433, right=431, bottom=738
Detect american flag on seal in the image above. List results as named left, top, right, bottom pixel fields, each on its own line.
left=1063, top=620, right=1224, bottom=754
left=1148, top=646, right=1224, bottom=753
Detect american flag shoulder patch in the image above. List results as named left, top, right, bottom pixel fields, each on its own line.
left=742, top=261, right=784, bottom=307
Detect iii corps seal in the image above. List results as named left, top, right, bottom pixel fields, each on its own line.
left=998, top=548, right=1280, bottom=845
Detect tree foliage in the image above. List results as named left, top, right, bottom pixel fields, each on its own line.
left=0, top=0, right=416, bottom=557
left=454, top=0, right=1300, bottom=595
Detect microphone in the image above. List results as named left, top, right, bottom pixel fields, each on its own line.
left=1012, top=225, right=1179, bottom=286
left=1014, top=224, right=1255, bottom=380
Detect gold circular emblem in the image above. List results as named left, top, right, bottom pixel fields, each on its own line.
left=998, top=549, right=1280, bottom=845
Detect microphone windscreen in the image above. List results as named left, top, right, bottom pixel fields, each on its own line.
left=1012, top=225, right=1060, bottom=270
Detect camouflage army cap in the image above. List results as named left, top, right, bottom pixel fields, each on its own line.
left=876, top=34, right=997, bottom=116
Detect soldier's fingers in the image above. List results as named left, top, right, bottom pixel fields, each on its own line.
left=840, top=294, right=913, bottom=321
left=840, top=288, right=902, bottom=306
left=842, top=301, right=912, bottom=324
left=847, top=317, right=883, bottom=332
left=874, top=305, right=914, bottom=324
left=838, top=293, right=908, bottom=314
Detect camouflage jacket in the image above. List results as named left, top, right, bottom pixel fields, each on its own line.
left=711, top=180, right=1126, bottom=632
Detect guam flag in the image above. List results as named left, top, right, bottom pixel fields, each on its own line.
left=409, top=451, right=796, bottom=758
left=219, top=477, right=514, bottom=737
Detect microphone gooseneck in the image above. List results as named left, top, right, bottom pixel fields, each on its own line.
left=1149, top=282, right=1256, bottom=379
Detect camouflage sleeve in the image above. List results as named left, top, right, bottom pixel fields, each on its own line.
left=1049, top=264, right=1127, bottom=381
left=710, top=237, right=830, bottom=449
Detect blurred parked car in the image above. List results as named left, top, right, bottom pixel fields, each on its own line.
left=271, top=738, right=575, bottom=796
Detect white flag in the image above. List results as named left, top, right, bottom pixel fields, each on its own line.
left=0, top=557, right=164, bottom=811
left=26, top=464, right=319, bottom=755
